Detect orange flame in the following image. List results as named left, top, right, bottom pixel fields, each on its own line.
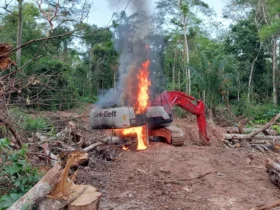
left=135, top=60, right=151, bottom=114
left=117, top=126, right=147, bottom=150
left=122, top=146, right=130, bottom=151
left=116, top=59, right=151, bottom=151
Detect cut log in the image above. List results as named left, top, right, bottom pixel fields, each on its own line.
left=247, top=159, right=280, bottom=209
left=38, top=184, right=87, bottom=210
left=224, top=134, right=280, bottom=141
left=247, top=114, right=280, bottom=139
left=266, top=158, right=280, bottom=187
left=68, top=185, right=101, bottom=210
left=7, top=164, right=62, bottom=210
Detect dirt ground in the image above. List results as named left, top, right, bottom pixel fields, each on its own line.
left=45, top=105, right=280, bottom=210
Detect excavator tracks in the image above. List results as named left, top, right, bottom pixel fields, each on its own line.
left=149, top=125, right=185, bottom=146
left=171, top=137, right=185, bottom=146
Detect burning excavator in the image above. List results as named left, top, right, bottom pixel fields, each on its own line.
left=90, top=59, right=210, bottom=150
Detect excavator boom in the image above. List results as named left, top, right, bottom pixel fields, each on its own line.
left=153, top=91, right=210, bottom=145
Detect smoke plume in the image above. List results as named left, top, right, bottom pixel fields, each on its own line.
left=96, top=0, right=163, bottom=108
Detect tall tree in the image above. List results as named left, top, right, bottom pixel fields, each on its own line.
left=227, top=0, right=280, bottom=105
left=259, top=0, right=280, bottom=105
left=16, top=0, right=23, bottom=67
left=156, top=0, right=210, bottom=94
left=224, top=16, right=266, bottom=103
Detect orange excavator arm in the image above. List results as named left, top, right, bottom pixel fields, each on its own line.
left=153, top=91, right=210, bottom=145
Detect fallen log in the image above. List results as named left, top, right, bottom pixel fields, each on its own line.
left=224, top=113, right=280, bottom=141
left=7, top=164, right=62, bottom=210
left=224, top=134, right=280, bottom=141
left=265, top=158, right=280, bottom=187
left=226, top=127, right=277, bottom=136
left=247, top=114, right=280, bottom=139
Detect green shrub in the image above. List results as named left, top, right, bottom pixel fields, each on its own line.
left=80, top=95, right=97, bottom=103
left=0, top=138, right=41, bottom=209
left=232, top=101, right=280, bottom=123
left=272, top=125, right=280, bottom=134
left=10, top=108, right=54, bottom=135
left=25, top=58, right=79, bottom=110
left=173, top=107, right=188, bottom=118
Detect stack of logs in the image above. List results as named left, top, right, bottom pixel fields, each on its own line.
left=223, top=113, right=280, bottom=152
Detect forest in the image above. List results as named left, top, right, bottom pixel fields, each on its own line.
left=1, top=0, right=280, bottom=209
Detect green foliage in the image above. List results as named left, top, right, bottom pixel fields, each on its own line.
left=10, top=108, right=54, bottom=135
left=173, top=107, right=188, bottom=118
left=272, top=125, right=280, bottom=134
left=262, top=108, right=280, bottom=120
left=0, top=139, right=41, bottom=209
left=26, top=58, right=79, bottom=110
left=260, top=22, right=280, bottom=41
left=80, top=96, right=97, bottom=104
left=233, top=100, right=280, bottom=122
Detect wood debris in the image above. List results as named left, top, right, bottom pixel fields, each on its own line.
left=223, top=113, right=280, bottom=152
left=0, top=43, right=16, bottom=71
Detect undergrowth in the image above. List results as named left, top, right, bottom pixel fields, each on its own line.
left=0, top=138, right=41, bottom=209
left=233, top=102, right=280, bottom=123
left=9, top=107, right=55, bottom=136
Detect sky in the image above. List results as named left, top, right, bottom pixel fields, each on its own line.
left=86, top=0, right=229, bottom=28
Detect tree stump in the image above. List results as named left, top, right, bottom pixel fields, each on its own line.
left=68, top=185, right=101, bottom=210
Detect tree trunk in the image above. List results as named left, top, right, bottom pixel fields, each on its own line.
left=172, top=49, right=176, bottom=90
left=247, top=53, right=259, bottom=102
left=202, top=90, right=206, bottom=102
left=183, top=16, right=191, bottom=94
left=16, top=0, right=23, bottom=67
left=238, top=72, right=240, bottom=102
left=272, top=36, right=278, bottom=105
left=178, top=68, right=181, bottom=90
left=89, top=47, right=93, bottom=71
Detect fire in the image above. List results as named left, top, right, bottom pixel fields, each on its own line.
left=122, top=146, right=130, bottom=151
left=117, top=59, right=151, bottom=151
left=117, top=126, right=147, bottom=150
left=135, top=60, right=151, bottom=114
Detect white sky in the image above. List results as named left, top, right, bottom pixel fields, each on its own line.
left=86, top=0, right=229, bottom=27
